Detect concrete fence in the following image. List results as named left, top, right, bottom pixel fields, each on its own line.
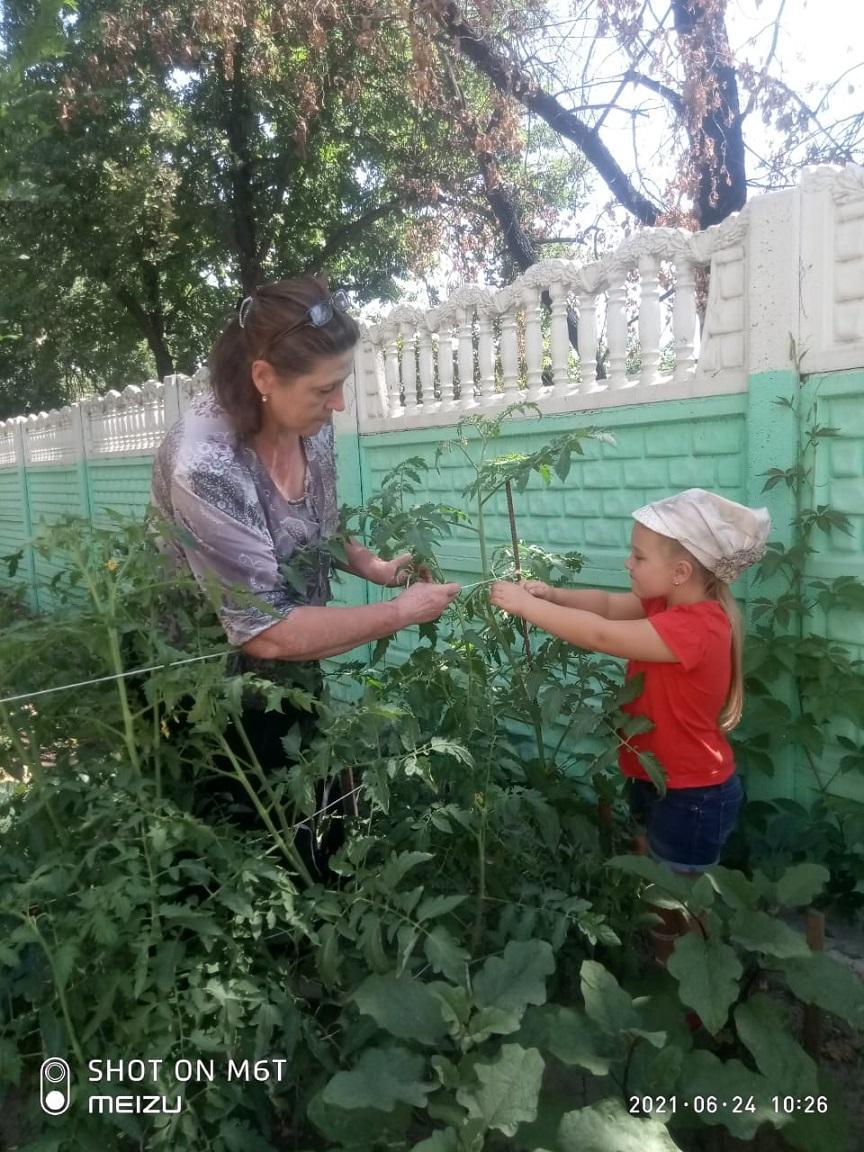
left=1, top=165, right=863, bottom=805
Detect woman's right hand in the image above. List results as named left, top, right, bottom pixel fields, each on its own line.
left=522, top=580, right=554, bottom=601
left=394, top=581, right=461, bottom=626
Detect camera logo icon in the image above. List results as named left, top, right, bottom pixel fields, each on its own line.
left=40, top=1058, right=71, bottom=1115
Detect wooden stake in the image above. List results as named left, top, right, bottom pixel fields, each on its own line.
left=803, top=906, right=825, bottom=1056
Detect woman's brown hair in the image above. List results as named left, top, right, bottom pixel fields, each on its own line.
left=209, top=276, right=360, bottom=439
left=666, top=540, right=745, bottom=730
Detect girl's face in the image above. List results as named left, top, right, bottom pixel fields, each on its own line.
left=624, top=522, right=680, bottom=598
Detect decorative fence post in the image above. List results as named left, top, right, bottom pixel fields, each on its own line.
left=638, top=252, right=661, bottom=386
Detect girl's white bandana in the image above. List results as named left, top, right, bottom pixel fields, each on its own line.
left=632, top=488, right=771, bottom=583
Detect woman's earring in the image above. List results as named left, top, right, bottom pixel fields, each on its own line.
left=261, top=394, right=269, bottom=404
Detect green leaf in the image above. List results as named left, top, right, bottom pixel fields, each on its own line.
left=734, top=994, right=818, bottom=1096
left=416, top=894, right=467, bottom=921
left=473, top=939, right=555, bottom=1014
left=677, top=1051, right=778, bottom=1140
left=607, top=855, right=694, bottom=907
left=424, top=926, right=469, bottom=983
left=666, top=934, right=742, bottom=1035
left=729, top=910, right=811, bottom=958
left=705, top=866, right=759, bottom=910
left=429, top=737, right=474, bottom=767
left=546, top=1006, right=616, bottom=1075
left=466, top=1006, right=523, bottom=1043
left=775, top=863, right=830, bottom=907
left=558, top=1098, right=683, bottom=1151
left=352, top=973, right=448, bottom=1045
left=455, top=1044, right=544, bottom=1136
left=379, top=850, right=433, bottom=890
left=580, top=960, right=637, bottom=1034
left=777, top=954, right=864, bottom=1028
left=358, top=913, right=389, bottom=973
left=321, top=1046, right=433, bottom=1112
left=411, top=1130, right=459, bottom=1151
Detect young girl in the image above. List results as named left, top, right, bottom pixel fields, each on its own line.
left=489, top=488, right=771, bottom=881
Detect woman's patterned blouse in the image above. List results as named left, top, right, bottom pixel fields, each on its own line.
left=150, top=391, right=339, bottom=646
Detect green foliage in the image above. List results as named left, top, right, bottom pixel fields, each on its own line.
left=0, top=412, right=860, bottom=1149
left=734, top=383, right=864, bottom=912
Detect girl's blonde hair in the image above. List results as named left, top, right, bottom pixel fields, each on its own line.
left=666, top=540, right=744, bottom=730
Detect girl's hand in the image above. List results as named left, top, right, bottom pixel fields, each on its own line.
left=489, top=580, right=534, bottom=617
left=523, top=580, right=553, bottom=600
left=375, top=552, right=433, bottom=587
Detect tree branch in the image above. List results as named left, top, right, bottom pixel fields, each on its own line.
left=627, top=70, right=685, bottom=116
left=302, top=195, right=421, bottom=273
left=431, top=0, right=660, bottom=225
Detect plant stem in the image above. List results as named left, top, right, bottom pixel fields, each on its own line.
left=505, top=480, right=534, bottom=669
left=215, top=733, right=315, bottom=887
left=17, top=913, right=85, bottom=1065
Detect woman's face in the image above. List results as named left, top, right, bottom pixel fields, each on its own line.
left=253, top=350, right=355, bottom=437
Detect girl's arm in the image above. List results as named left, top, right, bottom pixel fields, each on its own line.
left=525, top=581, right=645, bottom=620
left=490, top=581, right=676, bottom=663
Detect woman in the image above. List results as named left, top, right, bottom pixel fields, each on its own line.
left=151, top=276, right=460, bottom=873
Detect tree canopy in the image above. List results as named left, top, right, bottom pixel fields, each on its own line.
left=0, top=0, right=860, bottom=416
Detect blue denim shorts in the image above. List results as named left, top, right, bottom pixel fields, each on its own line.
left=628, top=774, right=744, bottom=874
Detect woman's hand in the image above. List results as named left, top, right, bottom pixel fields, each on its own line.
left=373, top=552, right=433, bottom=588
left=522, top=580, right=554, bottom=601
left=489, top=580, right=536, bottom=618
left=394, top=580, right=461, bottom=626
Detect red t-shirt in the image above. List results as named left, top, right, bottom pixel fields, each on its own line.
left=618, top=597, right=734, bottom=789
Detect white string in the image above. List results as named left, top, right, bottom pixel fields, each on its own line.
left=288, top=781, right=365, bottom=834
left=0, top=652, right=227, bottom=707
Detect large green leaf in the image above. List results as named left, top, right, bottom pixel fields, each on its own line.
left=455, top=1044, right=544, bottom=1136
left=777, top=953, right=864, bottom=1027
left=352, top=973, right=448, bottom=1045
left=307, top=1090, right=412, bottom=1146
left=546, top=1005, right=617, bottom=1075
left=322, top=1046, right=435, bottom=1112
left=782, top=1071, right=851, bottom=1152
left=775, top=863, right=830, bottom=907
left=607, top=856, right=694, bottom=906
left=666, top=934, right=742, bottom=1035
left=728, top=910, right=811, bottom=958
left=411, top=1130, right=459, bottom=1151
left=705, top=866, right=759, bottom=910
left=558, top=1098, right=683, bottom=1151
left=676, top=1050, right=779, bottom=1140
left=734, top=995, right=818, bottom=1096
left=580, top=960, right=637, bottom=1033
left=472, top=939, right=555, bottom=1014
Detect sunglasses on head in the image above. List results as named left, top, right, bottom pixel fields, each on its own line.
left=281, top=289, right=351, bottom=336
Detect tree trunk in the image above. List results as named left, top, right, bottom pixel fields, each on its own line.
left=114, top=284, right=174, bottom=379
left=217, top=40, right=262, bottom=294
left=482, top=164, right=579, bottom=349
left=672, top=0, right=746, bottom=227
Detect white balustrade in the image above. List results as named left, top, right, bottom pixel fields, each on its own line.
left=638, top=254, right=661, bottom=385
left=673, top=260, right=698, bottom=386
left=576, top=293, right=601, bottom=393
left=606, top=277, right=630, bottom=390
left=12, top=167, right=842, bottom=447
left=522, top=285, right=545, bottom=401
left=456, top=307, right=475, bottom=405
left=477, top=309, right=495, bottom=405
left=548, top=281, right=570, bottom=396
left=499, top=305, right=520, bottom=396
